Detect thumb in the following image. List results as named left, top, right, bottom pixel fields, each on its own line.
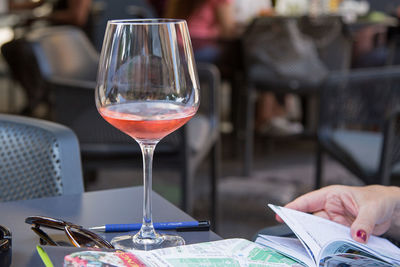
left=350, top=206, right=379, bottom=244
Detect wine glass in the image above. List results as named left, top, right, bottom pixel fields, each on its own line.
left=95, top=19, right=199, bottom=250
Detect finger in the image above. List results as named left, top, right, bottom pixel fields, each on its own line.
left=313, top=211, right=330, bottom=220
left=285, top=188, right=331, bottom=213
left=329, top=214, right=353, bottom=227
left=350, top=205, right=380, bottom=243
left=314, top=211, right=352, bottom=227
left=275, top=214, right=284, bottom=223
left=372, top=220, right=392, bottom=236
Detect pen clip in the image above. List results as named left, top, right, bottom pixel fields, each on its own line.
left=176, top=220, right=210, bottom=232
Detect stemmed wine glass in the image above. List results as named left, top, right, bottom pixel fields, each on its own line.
left=95, top=19, right=200, bottom=250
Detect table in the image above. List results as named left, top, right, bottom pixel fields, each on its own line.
left=0, top=186, right=221, bottom=266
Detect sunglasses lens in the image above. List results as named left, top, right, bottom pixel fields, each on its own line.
left=65, top=226, right=114, bottom=249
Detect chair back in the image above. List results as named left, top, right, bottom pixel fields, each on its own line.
left=1, top=35, right=45, bottom=110
left=1, top=26, right=99, bottom=113
left=319, top=66, right=400, bottom=180
left=0, top=114, right=84, bottom=202
left=25, top=26, right=99, bottom=81
left=319, top=67, right=400, bottom=129
left=297, top=16, right=352, bottom=71
left=242, top=16, right=328, bottom=89
left=242, top=16, right=351, bottom=91
left=20, top=27, right=138, bottom=157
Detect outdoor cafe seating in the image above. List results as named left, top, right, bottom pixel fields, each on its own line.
left=0, top=0, right=400, bottom=265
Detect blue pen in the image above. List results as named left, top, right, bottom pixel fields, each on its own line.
left=89, top=221, right=210, bottom=232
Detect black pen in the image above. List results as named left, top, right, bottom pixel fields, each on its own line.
left=89, top=221, right=210, bottom=232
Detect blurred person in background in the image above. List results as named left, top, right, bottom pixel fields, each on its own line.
left=44, top=0, right=92, bottom=29
left=352, top=23, right=388, bottom=68
left=165, top=0, right=237, bottom=64
left=240, top=0, right=304, bottom=136
left=165, top=0, right=303, bottom=136
left=44, top=0, right=93, bottom=40
left=165, top=0, right=240, bottom=134
left=256, top=93, right=303, bottom=136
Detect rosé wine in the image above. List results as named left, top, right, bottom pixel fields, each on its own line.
left=99, top=101, right=196, bottom=141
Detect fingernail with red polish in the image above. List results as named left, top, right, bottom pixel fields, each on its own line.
left=356, top=230, right=367, bottom=242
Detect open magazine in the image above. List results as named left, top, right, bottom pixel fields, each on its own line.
left=62, top=238, right=304, bottom=267
left=255, top=204, right=400, bottom=267
left=42, top=204, right=400, bottom=266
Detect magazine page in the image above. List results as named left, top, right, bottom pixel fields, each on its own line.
left=63, top=238, right=305, bottom=267
left=268, top=205, right=320, bottom=265
left=256, top=235, right=314, bottom=267
left=319, top=239, right=400, bottom=266
left=256, top=235, right=397, bottom=267
left=319, top=253, right=395, bottom=267
left=269, top=204, right=400, bottom=266
left=319, top=241, right=395, bottom=267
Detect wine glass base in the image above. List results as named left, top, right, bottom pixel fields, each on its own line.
left=111, top=233, right=185, bottom=251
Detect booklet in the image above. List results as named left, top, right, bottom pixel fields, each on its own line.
left=254, top=204, right=400, bottom=267
left=62, top=238, right=304, bottom=267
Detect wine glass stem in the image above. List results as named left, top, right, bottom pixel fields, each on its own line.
left=138, top=142, right=158, bottom=240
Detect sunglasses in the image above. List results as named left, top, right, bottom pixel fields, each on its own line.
left=0, top=225, right=11, bottom=252
left=25, top=216, right=114, bottom=249
left=0, top=225, right=11, bottom=267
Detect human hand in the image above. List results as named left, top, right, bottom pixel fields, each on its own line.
left=276, top=185, right=400, bottom=243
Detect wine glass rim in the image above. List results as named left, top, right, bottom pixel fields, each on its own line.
left=108, top=18, right=186, bottom=25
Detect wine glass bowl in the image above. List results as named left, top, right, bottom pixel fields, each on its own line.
left=95, top=19, right=199, bottom=250
left=99, top=101, right=197, bottom=142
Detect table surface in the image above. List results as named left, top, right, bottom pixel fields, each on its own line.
left=0, top=186, right=221, bottom=266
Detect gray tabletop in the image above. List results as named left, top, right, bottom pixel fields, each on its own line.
left=0, top=186, right=221, bottom=266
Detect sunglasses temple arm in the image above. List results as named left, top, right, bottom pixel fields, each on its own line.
left=31, top=227, right=59, bottom=246
left=64, top=227, right=83, bottom=248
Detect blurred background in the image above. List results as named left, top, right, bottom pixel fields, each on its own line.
left=1, top=0, right=400, bottom=240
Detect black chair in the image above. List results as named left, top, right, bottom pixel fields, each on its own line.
left=297, top=16, right=352, bottom=72
left=0, top=114, right=84, bottom=202
left=240, top=16, right=352, bottom=176
left=315, top=66, right=400, bottom=188
left=2, top=37, right=48, bottom=115
left=13, top=26, right=221, bottom=226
